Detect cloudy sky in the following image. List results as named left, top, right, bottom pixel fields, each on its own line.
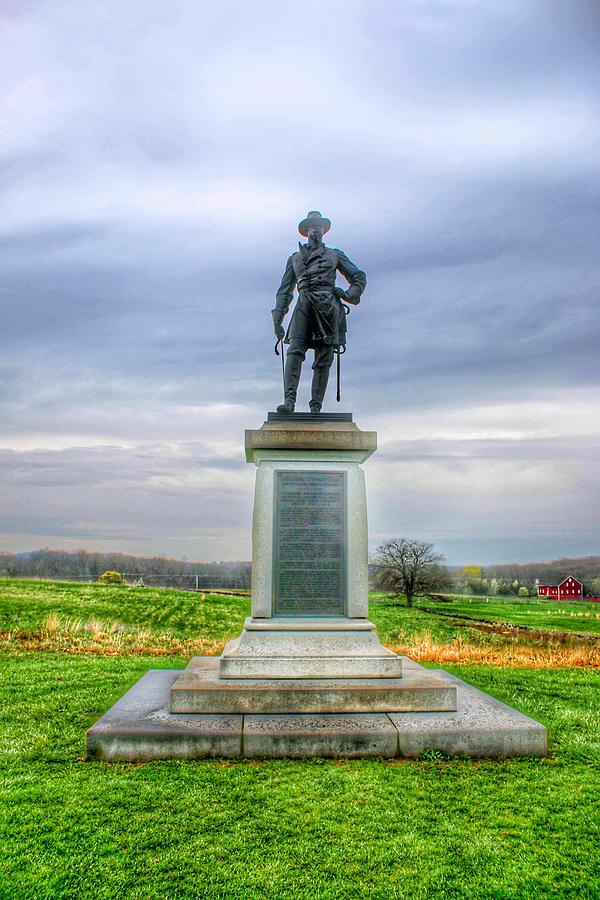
left=1, top=0, right=599, bottom=565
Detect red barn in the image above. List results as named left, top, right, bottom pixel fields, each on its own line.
left=537, top=575, right=583, bottom=600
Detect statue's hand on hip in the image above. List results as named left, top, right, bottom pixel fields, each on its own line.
left=336, top=286, right=359, bottom=305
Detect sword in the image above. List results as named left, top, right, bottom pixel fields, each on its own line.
left=274, top=337, right=285, bottom=390
left=334, top=303, right=350, bottom=403
left=335, top=345, right=346, bottom=402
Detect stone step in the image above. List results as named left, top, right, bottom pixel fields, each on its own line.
left=242, top=616, right=376, bottom=630
left=86, top=664, right=547, bottom=761
left=219, top=618, right=403, bottom=679
left=243, top=712, right=398, bottom=758
left=220, top=654, right=403, bottom=679
left=169, top=657, right=456, bottom=715
left=389, top=670, right=548, bottom=759
left=86, top=670, right=242, bottom=761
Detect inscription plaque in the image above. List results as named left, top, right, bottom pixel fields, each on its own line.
left=273, top=470, right=346, bottom=616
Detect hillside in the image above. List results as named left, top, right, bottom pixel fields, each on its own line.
left=0, top=548, right=251, bottom=588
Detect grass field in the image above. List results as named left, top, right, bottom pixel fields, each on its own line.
left=416, top=595, right=600, bottom=635
left=1, top=579, right=599, bottom=898
left=0, top=578, right=249, bottom=639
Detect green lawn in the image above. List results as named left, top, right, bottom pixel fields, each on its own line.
left=3, top=579, right=597, bottom=644
left=0, top=578, right=250, bottom=640
left=416, top=596, right=600, bottom=635
left=1, top=580, right=599, bottom=898
left=369, top=594, right=465, bottom=644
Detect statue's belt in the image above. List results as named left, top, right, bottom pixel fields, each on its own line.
left=297, top=279, right=336, bottom=294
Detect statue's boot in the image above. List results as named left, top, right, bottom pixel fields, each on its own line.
left=276, top=353, right=303, bottom=415
left=309, top=365, right=330, bottom=415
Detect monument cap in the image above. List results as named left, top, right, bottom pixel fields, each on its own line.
left=298, top=210, right=331, bottom=237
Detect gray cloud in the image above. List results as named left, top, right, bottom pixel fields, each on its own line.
left=1, top=0, right=599, bottom=562
left=0, top=442, right=254, bottom=557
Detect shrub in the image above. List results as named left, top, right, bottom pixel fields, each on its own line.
left=98, top=570, right=124, bottom=584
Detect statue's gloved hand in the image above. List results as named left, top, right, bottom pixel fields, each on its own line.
left=336, top=285, right=360, bottom=305
left=272, top=309, right=285, bottom=340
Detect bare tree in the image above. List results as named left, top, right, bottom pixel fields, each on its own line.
left=371, top=538, right=449, bottom=607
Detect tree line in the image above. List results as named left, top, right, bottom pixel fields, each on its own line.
left=454, top=558, right=600, bottom=596
left=0, top=548, right=251, bottom=589
left=371, top=541, right=600, bottom=605
left=2, top=544, right=599, bottom=600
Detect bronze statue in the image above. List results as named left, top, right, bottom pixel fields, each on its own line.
left=272, top=211, right=366, bottom=414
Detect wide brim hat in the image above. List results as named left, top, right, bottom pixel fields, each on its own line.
left=298, top=210, right=331, bottom=237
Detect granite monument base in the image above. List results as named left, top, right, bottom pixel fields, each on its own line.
left=86, top=658, right=547, bottom=761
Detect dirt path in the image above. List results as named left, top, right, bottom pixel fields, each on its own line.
left=416, top=606, right=600, bottom=646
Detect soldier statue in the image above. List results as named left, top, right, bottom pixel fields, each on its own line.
left=272, top=211, right=367, bottom=415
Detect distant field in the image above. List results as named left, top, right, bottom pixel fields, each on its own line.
left=0, top=577, right=249, bottom=641
left=3, top=579, right=598, bottom=640
left=416, top=596, right=600, bottom=635
left=0, top=577, right=599, bottom=898
left=1, top=580, right=599, bottom=667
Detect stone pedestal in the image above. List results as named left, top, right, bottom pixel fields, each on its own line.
left=214, top=415, right=403, bottom=680
left=87, top=413, right=548, bottom=761
left=171, top=414, right=418, bottom=703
